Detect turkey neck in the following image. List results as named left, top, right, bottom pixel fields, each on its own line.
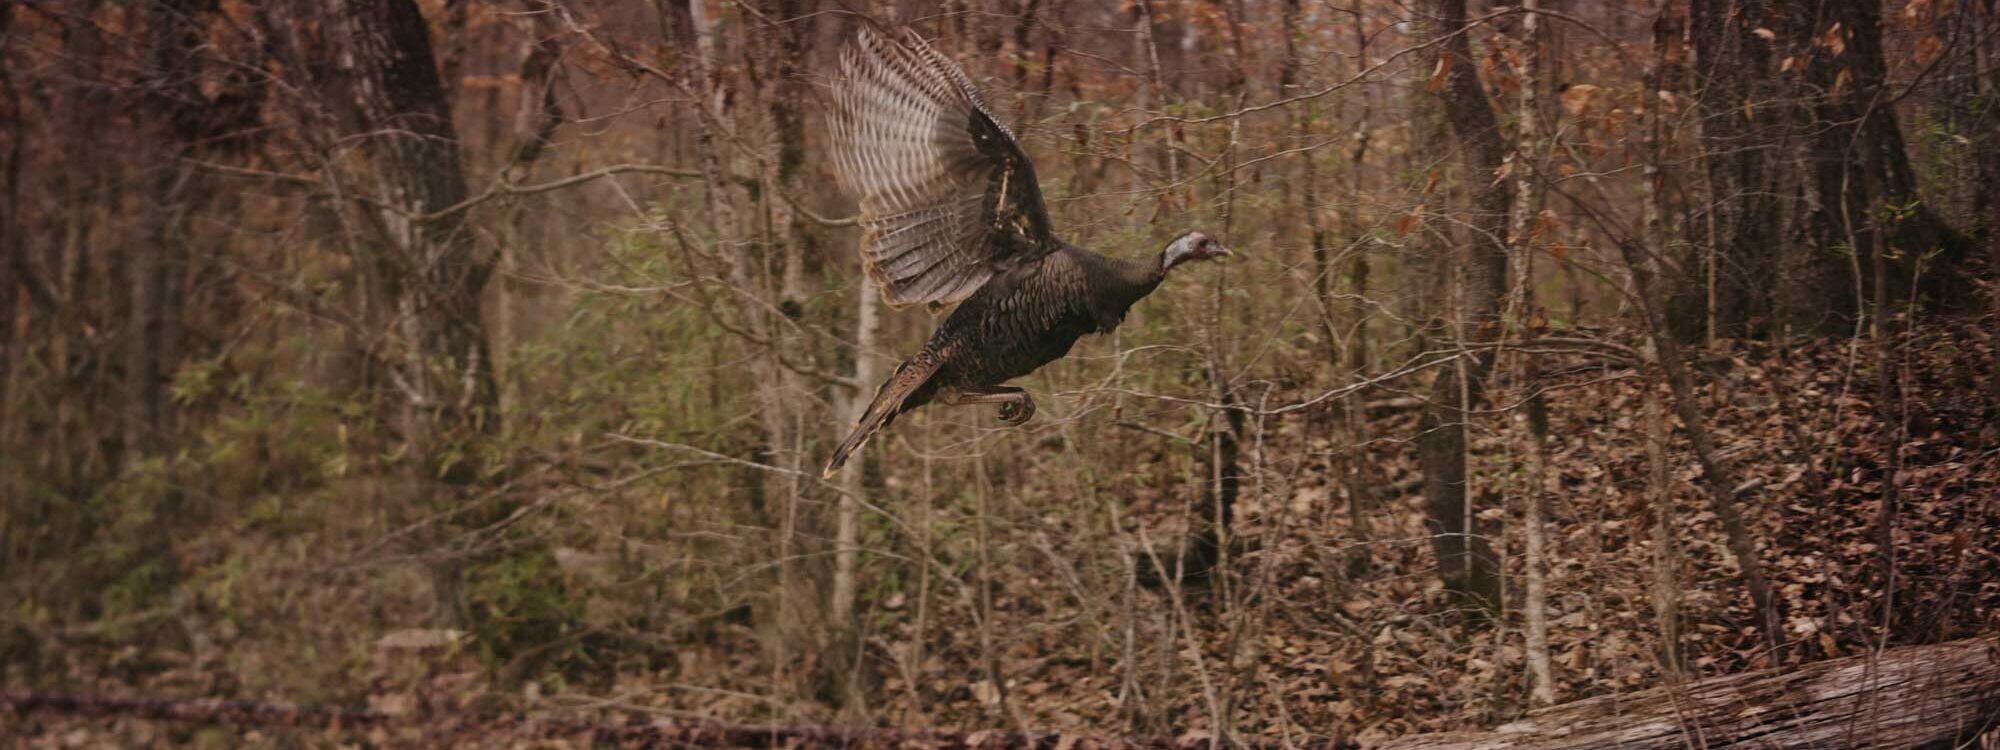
left=1075, top=244, right=1171, bottom=317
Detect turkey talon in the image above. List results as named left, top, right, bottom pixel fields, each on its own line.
left=998, top=398, right=1036, bottom=426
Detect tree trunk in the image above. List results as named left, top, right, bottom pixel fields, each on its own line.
left=1970, top=0, right=2000, bottom=423
left=1781, top=0, right=1973, bottom=330
left=1512, top=0, right=1553, bottom=705
left=1008, top=0, right=1041, bottom=122
left=332, top=0, right=495, bottom=627
left=0, top=0, right=24, bottom=533
left=755, top=0, right=828, bottom=700
left=1869, top=198, right=1904, bottom=636
left=1683, top=0, right=1781, bottom=340
left=765, top=0, right=814, bottom=313
left=1341, top=0, right=1378, bottom=581
left=1642, top=8, right=1684, bottom=675
left=831, top=277, right=878, bottom=709
left=1635, top=5, right=1783, bottom=661
left=333, top=0, right=496, bottom=475
left=1415, top=0, right=1509, bottom=607
left=1643, top=376, right=1682, bottom=675
left=125, top=0, right=207, bottom=466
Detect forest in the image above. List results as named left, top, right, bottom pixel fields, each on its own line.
left=2, top=0, right=1998, bottom=747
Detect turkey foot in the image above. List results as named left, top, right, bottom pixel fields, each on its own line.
left=941, top=386, right=1036, bottom=426
left=996, top=395, right=1035, bottom=426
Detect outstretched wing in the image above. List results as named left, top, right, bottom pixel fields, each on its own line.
left=829, top=27, right=1055, bottom=309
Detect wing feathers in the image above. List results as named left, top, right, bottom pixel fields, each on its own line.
left=831, top=27, right=1053, bottom=309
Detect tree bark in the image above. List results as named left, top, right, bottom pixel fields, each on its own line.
left=1340, top=0, right=1379, bottom=581
left=1512, top=0, right=1553, bottom=705
left=1643, top=377, right=1682, bottom=675
left=125, top=0, right=206, bottom=465
left=1415, top=0, right=1508, bottom=607
left=1683, top=0, right=1782, bottom=340
left=753, top=0, right=828, bottom=700
left=333, top=0, right=497, bottom=479
left=765, top=0, right=814, bottom=313
left=830, top=276, right=879, bottom=709
left=331, top=0, right=496, bottom=628
left=0, top=0, right=25, bottom=530
left=1634, top=5, right=1783, bottom=661
left=1971, top=0, right=2000, bottom=422
left=1781, top=0, right=1973, bottom=329
left=1642, top=8, right=1685, bottom=675
left=1870, top=194, right=1904, bottom=636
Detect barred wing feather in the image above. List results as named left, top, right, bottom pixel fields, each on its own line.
left=830, top=28, right=1054, bottom=308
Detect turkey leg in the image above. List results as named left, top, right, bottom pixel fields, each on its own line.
left=940, top=386, right=1037, bottom=426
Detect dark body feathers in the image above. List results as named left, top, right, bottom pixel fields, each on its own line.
left=825, top=245, right=1167, bottom=475
left=911, top=245, right=1162, bottom=408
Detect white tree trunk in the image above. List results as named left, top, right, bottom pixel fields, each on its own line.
left=1509, top=0, right=1553, bottom=708
left=831, top=280, right=879, bottom=626
left=1644, top=369, right=1681, bottom=673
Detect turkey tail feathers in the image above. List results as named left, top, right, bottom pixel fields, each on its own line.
left=824, top=352, right=942, bottom=478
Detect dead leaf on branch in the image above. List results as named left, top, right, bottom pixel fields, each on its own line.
left=1428, top=52, right=1452, bottom=93
left=1560, top=83, right=1600, bottom=117
left=1914, top=34, right=1943, bottom=66
left=1820, top=23, right=1847, bottom=56
left=1903, top=0, right=1936, bottom=28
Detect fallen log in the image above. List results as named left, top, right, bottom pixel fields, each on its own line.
left=1377, top=634, right=2000, bottom=749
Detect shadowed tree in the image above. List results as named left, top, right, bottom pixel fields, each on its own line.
left=1781, top=0, right=1973, bottom=328
left=328, top=0, right=497, bottom=625
left=330, top=0, right=497, bottom=478
left=1414, top=0, right=1509, bottom=606
left=1682, top=0, right=1782, bottom=340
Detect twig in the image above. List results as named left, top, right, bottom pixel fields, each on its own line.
left=421, top=163, right=704, bottom=222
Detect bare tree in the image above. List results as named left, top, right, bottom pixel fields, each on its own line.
left=1643, top=374, right=1682, bottom=674
left=1415, top=0, right=1509, bottom=606
left=1682, top=0, right=1781, bottom=341
left=1617, top=5, right=1782, bottom=658
left=1781, top=0, right=1972, bottom=327
left=329, top=0, right=497, bottom=623
left=1511, top=0, right=1555, bottom=706
left=832, top=277, right=880, bottom=708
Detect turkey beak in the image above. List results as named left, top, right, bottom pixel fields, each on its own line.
left=1215, top=244, right=1235, bottom=259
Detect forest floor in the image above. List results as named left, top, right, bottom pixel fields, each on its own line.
left=6, top=320, right=1998, bottom=748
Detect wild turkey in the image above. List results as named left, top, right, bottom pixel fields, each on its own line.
left=822, top=28, right=1232, bottom=477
